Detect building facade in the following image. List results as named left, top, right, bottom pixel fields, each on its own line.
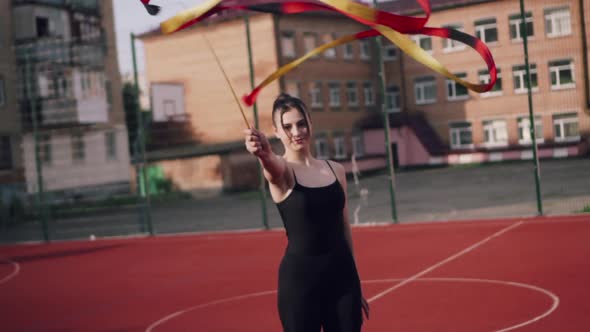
left=140, top=0, right=590, bottom=191
left=1, top=0, right=131, bottom=203
left=378, top=0, right=590, bottom=165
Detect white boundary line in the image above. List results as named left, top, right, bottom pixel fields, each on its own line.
left=367, top=221, right=523, bottom=303
left=0, top=259, right=20, bottom=285
left=145, top=276, right=558, bottom=332
left=145, top=290, right=276, bottom=332
left=365, top=278, right=559, bottom=332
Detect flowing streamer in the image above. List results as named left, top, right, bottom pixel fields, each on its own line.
left=141, top=0, right=497, bottom=107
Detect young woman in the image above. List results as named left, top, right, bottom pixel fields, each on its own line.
left=244, top=93, right=369, bottom=332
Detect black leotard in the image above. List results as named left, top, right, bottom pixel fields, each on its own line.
left=276, top=161, right=362, bottom=332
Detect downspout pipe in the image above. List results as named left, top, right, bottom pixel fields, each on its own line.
left=580, top=0, right=590, bottom=112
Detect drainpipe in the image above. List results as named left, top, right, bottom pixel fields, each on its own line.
left=579, top=0, right=590, bottom=113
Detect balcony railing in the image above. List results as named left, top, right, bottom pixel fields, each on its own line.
left=15, top=38, right=106, bottom=68
left=12, top=0, right=100, bottom=12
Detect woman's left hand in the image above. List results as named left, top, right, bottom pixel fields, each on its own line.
left=361, top=296, right=370, bottom=321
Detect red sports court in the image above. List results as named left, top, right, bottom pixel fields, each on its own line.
left=1, top=214, right=589, bottom=331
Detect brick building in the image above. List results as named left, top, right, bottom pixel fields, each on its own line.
left=140, top=0, right=590, bottom=192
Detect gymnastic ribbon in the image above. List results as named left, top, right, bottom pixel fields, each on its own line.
left=147, top=0, right=497, bottom=106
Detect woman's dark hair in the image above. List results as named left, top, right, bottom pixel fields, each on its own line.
left=272, top=93, right=310, bottom=131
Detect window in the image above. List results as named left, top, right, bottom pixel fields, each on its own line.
left=385, top=86, right=401, bottom=112
left=475, top=18, right=498, bottom=44
left=328, top=82, right=341, bottom=107
left=343, top=43, right=354, bottom=60
left=518, top=116, right=543, bottom=144
left=0, top=136, right=12, bottom=170
left=545, top=7, right=571, bottom=37
left=36, top=17, right=52, bottom=38
left=281, top=31, right=296, bottom=58
left=0, top=77, right=5, bottom=107
left=352, top=134, right=364, bottom=157
left=285, top=81, right=300, bottom=98
left=442, top=24, right=466, bottom=52
left=383, top=43, right=397, bottom=61
left=513, top=64, right=538, bottom=93
left=549, top=59, right=575, bottom=90
left=446, top=73, right=469, bottom=101
left=479, top=68, right=503, bottom=97
left=322, top=33, right=336, bottom=58
left=346, top=82, right=358, bottom=107
left=39, top=134, right=52, bottom=165
left=333, top=135, right=347, bottom=159
left=414, top=76, right=437, bottom=104
left=412, top=35, right=433, bottom=53
left=449, top=122, right=473, bottom=149
left=105, top=131, right=117, bottom=161
left=509, top=12, right=534, bottom=41
left=482, top=119, right=508, bottom=147
left=303, top=33, right=318, bottom=57
left=71, top=132, right=85, bottom=162
left=553, top=113, right=579, bottom=142
left=310, top=82, right=323, bottom=108
left=363, top=82, right=374, bottom=106
left=314, top=135, right=329, bottom=159
left=360, top=40, right=371, bottom=60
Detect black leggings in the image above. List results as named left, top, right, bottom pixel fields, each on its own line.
left=277, top=250, right=363, bottom=332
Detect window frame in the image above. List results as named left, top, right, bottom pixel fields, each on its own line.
left=474, top=18, right=499, bottom=44
left=280, top=31, right=296, bottom=58
left=328, top=82, right=341, bottom=108
left=71, top=131, right=86, bottom=163
left=385, top=85, right=401, bottom=112
left=412, top=35, right=433, bottom=53
left=352, top=134, right=364, bottom=157
left=544, top=7, right=572, bottom=38
left=414, top=76, right=437, bottom=105
left=517, top=116, right=544, bottom=145
left=479, top=68, right=503, bottom=98
left=482, top=119, right=509, bottom=148
left=310, top=82, right=323, bottom=109
left=513, top=64, right=538, bottom=94
left=322, top=33, right=337, bottom=59
left=333, top=135, right=347, bottom=159
left=383, top=43, right=397, bottom=61
left=346, top=81, right=359, bottom=107
left=105, top=131, right=117, bottom=161
left=509, top=12, right=534, bottom=41
left=359, top=40, right=371, bottom=60
left=449, top=122, right=473, bottom=150
left=549, top=59, right=575, bottom=90
left=552, top=113, right=580, bottom=142
left=314, top=135, right=330, bottom=159
left=363, top=82, right=375, bottom=106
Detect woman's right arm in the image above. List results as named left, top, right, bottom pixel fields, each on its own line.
left=244, top=128, right=287, bottom=185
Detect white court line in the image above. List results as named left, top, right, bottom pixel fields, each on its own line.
left=145, top=290, right=276, bottom=332
left=367, top=221, right=523, bottom=303
left=364, top=277, right=559, bottom=332
left=0, top=259, right=20, bottom=285
left=145, top=276, right=558, bottom=332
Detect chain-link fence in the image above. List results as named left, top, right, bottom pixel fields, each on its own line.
left=1, top=0, right=589, bottom=244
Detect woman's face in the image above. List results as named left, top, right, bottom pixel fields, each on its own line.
left=274, top=107, right=311, bottom=152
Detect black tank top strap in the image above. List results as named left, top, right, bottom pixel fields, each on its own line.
left=291, top=166, right=298, bottom=185
left=325, top=160, right=337, bottom=178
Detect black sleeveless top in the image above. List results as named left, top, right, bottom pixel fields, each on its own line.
left=276, top=161, right=347, bottom=256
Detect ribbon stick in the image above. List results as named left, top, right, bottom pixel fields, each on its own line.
left=201, top=34, right=252, bottom=128
left=146, top=0, right=497, bottom=107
